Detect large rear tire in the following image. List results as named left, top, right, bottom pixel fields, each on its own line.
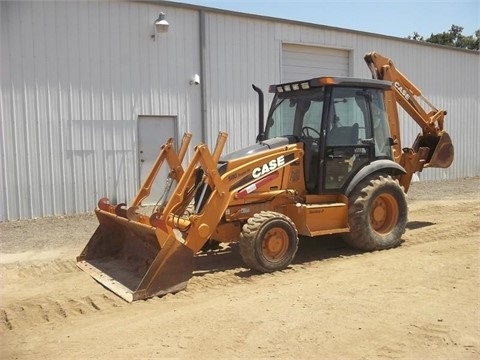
left=240, top=211, right=299, bottom=273
left=343, top=174, right=407, bottom=251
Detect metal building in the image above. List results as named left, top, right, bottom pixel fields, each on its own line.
left=1, top=0, right=479, bottom=221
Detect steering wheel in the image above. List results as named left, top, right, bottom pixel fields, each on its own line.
left=302, top=126, right=321, bottom=138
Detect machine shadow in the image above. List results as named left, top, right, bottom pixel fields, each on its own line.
left=192, top=235, right=365, bottom=279
left=406, top=220, right=435, bottom=230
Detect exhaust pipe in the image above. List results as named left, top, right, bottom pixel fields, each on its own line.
left=252, top=84, right=265, bottom=142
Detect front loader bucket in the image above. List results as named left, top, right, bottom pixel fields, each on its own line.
left=413, top=131, right=454, bottom=168
left=77, top=210, right=194, bottom=302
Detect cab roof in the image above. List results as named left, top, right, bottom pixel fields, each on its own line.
left=269, top=76, right=392, bottom=93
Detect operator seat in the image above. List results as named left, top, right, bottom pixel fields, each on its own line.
left=327, top=123, right=359, bottom=146
left=325, top=123, right=359, bottom=188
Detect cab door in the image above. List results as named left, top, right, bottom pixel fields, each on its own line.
left=321, top=87, right=374, bottom=191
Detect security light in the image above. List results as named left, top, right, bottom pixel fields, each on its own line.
left=155, top=12, right=169, bottom=33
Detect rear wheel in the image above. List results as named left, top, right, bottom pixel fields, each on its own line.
left=343, top=174, right=407, bottom=251
left=240, top=211, right=299, bottom=273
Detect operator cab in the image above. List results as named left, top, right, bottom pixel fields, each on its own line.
left=265, top=77, right=393, bottom=194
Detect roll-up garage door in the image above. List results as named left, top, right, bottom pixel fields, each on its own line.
left=282, top=44, right=350, bottom=83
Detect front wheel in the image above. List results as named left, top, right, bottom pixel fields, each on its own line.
left=240, top=211, right=299, bottom=273
left=343, top=174, right=407, bottom=251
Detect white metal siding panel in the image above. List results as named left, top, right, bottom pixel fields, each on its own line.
left=1, top=1, right=202, bottom=220
left=203, top=12, right=279, bottom=154
left=282, top=44, right=350, bottom=82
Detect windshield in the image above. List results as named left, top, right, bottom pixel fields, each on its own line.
left=265, top=87, right=325, bottom=139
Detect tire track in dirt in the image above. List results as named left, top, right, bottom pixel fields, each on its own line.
left=1, top=247, right=348, bottom=332
left=183, top=198, right=480, bottom=303
left=1, top=293, right=124, bottom=332
left=404, top=199, right=479, bottom=246
left=2, top=198, right=478, bottom=333
left=2, top=258, right=78, bottom=279
left=1, top=257, right=127, bottom=332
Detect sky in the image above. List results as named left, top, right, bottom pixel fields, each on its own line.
left=168, top=0, right=479, bottom=39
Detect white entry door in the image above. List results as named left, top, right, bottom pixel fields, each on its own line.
left=138, top=116, right=176, bottom=205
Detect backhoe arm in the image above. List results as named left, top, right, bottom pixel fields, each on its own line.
left=364, top=51, right=446, bottom=136
left=364, top=52, right=454, bottom=191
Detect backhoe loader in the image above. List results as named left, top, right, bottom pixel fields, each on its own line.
left=77, top=51, right=454, bottom=302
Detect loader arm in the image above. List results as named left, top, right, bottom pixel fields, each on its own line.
left=131, top=132, right=192, bottom=208
left=364, top=52, right=454, bottom=190
left=151, top=133, right=303, bottom=253
left=77, top=134, right=200, bottom=302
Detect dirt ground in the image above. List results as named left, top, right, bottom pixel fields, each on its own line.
left=1, top=178, right=479, bottom=359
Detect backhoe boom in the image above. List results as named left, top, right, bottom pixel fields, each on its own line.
left=364, top=51, right=454, bottom=190
left=365, top=51, right=446, bottom=136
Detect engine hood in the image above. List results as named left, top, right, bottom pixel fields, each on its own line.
left=220, top=136, right=296, bottom=162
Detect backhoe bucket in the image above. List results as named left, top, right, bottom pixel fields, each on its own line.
left=413, top=131, right=454, bottom=168
left=77, top=210, right=194, bottom=302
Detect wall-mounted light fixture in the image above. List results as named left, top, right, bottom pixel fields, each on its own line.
left=190, top=74, right=200, bottom=85
left=151, top=12, right=169, bottom=40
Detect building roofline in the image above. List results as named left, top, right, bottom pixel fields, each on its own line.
left=135, top=0, right=478, bottom=55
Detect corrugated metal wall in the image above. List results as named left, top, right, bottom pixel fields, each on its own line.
left=202, top=11, right=279, bottom=153
left=1, top=1, right=478, bottom=220
left=1, top=1, right=203, bottom=220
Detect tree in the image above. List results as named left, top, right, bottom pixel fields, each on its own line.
left=407, top=25, right=479, bottom=50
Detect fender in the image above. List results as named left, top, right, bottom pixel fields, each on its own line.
left=345, top=160, right=406, bottom=196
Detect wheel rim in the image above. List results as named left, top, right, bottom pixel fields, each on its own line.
left=370, top=193, right=399, bottom=234
left=261, top=227, right=289, bottom=262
